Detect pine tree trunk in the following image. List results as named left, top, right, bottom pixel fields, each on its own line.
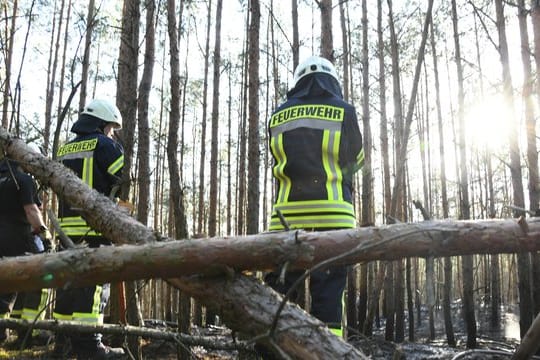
left=495, top=0, right=532, bottom=338
left=246, top=0, right=260, bottom=235
left=196, top=0, right=212, bottom=237
left=78, top=0, right=94, bottom=109
left=208, top=0, right=223, bottom=238
left=319, top=0, right=333, bottom=61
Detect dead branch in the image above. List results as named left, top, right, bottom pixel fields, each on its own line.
left=0, top=318, right=246, bottom=351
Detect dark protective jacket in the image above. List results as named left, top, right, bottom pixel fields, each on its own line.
left=57, top=132, right=124, bottom=238
left=268, top=73, right=364, bottom=230
left=0, top=159, right=40, bottom=256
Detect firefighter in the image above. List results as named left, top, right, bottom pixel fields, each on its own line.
left=0, top=155, right=51, bottom=348
left=266, top=56, right=364, bottom=337
left=52, top=98, right=125, bottom=359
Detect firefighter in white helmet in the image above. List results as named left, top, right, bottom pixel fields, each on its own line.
left=265, top=55, right=364, bottom=345
left=52, top=99, right=125, bottom=359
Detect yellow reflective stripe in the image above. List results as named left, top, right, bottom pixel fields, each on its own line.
left=108, top=155, right=124, bottom=175
left=321, top=129, right=343, bottom=201
left=71, top=284, right=104, bottom=325
left=329, top=327, right=343, bottom=337
left=53, top=313, right=73, bottom=321
left=21, top=289, right=49, bottom=321
left=271, top=134, right=291, bottom=203
left=59, top=216, right=87, bottom=225
left=272, top=200, right=355, bottom=215
left=71, top=313, right=102, bottom=323
left=59, top=217, right=101, bottom=236
left=82, top=157, right=93, bottom=187
left=269, top=215, right=356, bottom=230
left=333, top=132, right=343, bottom=200
left=61, top=227, right=100, bottom=236
left=357, top=148, right=365, bottom=168
left=92, top=285, right=102, bottom=323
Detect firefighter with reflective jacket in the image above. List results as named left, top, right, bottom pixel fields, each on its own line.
left=0, top=155, right=51, bottom=348
left=52, top=99, right=125, bottom=359
left=266, top=56, right=364, bottom=337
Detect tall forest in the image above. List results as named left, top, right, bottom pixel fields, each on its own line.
left=2, top=0, right=540, bottom=358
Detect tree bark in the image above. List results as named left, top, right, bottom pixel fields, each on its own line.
left=208, top=0, right=223, bottom=237
left=246, top=0, right=260, bottom=235
left=196, top=0, right=212, bottom=236
left=319, top=0, right=333, bottom=61
left=495, top=0, right=531, bottom=338
left=78, top=0, right=95, bottom=110
left=136, top=0, right=156, bottom=226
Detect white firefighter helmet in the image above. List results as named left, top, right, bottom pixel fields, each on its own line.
left=81, top=99, right=122, bottom=129
left=293, top=56, right=340, bottom=87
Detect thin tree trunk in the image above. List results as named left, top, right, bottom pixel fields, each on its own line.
left=166, top=1, right=190, bottom=357
left=291, top=0, right=299, bottom=68
left=520, top=0, right=540, bottom=317
left=137, top=0, right=155, bottom=226
left=451, top=0, right=476, bottom=348
left=196, top=0, right=212, bottom=236
left=237, top=12, right=249, bottom=235
left=495, top=0, right=532, bottom=338
left=319, top=0, right=333, bottom=61
left=78, top=0, right=95, bottom=109
left=246, top=0, right=260, bottom=235
left=43, top=0, right=64, bottom=154
left=2, top=0, right=17, bottom=129
left=208, top=0, right=223, bottom=237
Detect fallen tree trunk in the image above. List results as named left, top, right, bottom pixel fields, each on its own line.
left=2, top=216, right=540, bottom=292
left=0, top=127, right=368, bottom=359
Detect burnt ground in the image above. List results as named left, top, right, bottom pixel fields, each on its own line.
left=0, top=303, right=533, bottom=359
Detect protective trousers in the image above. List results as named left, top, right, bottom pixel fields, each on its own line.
left=265, top=265, right=347, bottom=336
left=53, top=283, right=110, bottom=350
left=0, top=289, right=49, bottom=336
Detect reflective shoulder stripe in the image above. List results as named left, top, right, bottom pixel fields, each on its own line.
left=108, top=155, right=124, bottom=175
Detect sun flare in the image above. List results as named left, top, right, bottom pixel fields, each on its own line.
left=464, top=95, right=512, bottom=151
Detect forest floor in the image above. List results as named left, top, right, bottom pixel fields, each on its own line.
left=0, top=303, right=530, bottom=359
